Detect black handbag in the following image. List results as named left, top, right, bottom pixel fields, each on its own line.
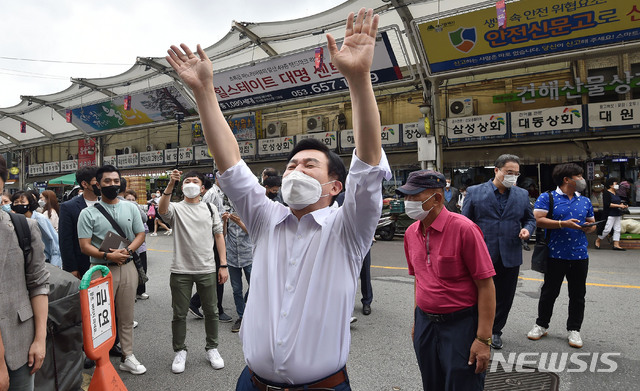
left=94, top=203, right=149, bottom=285
left=531, top=191, right=554, bottom=274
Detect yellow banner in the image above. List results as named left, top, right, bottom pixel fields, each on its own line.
left=418, top=0, right=640, bottom=74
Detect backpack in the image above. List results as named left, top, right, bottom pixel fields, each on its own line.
left=8, top=212, right=32, bottom=265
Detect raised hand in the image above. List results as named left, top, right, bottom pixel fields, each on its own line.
left=327, top=8, right=379, bottom=82
left=166, top=44, right=213, bottom=92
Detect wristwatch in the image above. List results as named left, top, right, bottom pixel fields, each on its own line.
left=476, top=336, right=492, bottom=346
left=218, top=265, right=228, bottom=269
left=103, top=252, right=109, bottom=261
left=126, top=247, right=134, bottom=257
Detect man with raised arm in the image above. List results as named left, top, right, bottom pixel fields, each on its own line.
left=167, top=8, right=391, bottom=390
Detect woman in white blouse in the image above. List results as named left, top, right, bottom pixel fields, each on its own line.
left=40, top=190, right=60, bottom=231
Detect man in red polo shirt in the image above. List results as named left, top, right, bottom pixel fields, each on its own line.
left=399, top=170, right=496, bottom=391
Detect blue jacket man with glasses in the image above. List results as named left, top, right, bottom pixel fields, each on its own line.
left=462, top=154, right=536, bottom=349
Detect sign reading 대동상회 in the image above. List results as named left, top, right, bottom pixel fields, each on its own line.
left=416, top=0, right=640, bottom=75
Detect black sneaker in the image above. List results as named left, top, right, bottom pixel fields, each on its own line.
left=189, top=305, right=204, bottom=319
left=218, top=312, right=232, bottom=323
left=232, top=318, right=242, bottom=333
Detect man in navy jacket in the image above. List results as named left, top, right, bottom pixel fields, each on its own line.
left=60, top=166, right=100, bottom=279
left=462, top=154, right=536, bottom=349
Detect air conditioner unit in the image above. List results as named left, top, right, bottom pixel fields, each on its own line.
left=305, top=116, right=325, bottom=133
left=146, top=144, right=155, bottom=151
left=122, top=146, right=136, bottom=154
left=265, top=121, right=283, bottom=138
left=448, top=97, right=474, bottom=118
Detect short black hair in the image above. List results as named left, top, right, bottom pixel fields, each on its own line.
left=262, top=167, right=278, bottom=177
left=12, top=190, right=39, bottom=212
left=286, top=138, right=346, bottom=186
left=96, top=165, right=121, bottom=183
left=552, top=163, right=584, bottom=187
left=119, top=177, right=127, bottom=193
left=203, top=177, right=213, bottom=190
left=605, top=177, right=618, bottom=189
left=76, top=166, right=98, bottom=189
left=495, top=154, right=520, bottom=169
left=182, top=171, right=204, bottom=186
left=264, top=176, right=281, bottom=188
left=0, top=155, right=7, bottom=183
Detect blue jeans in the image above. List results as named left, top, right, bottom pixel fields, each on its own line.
left=228, top=264, right=251, bottom=318
left=8, top=363, right=34, bottom=391
left=235, top=366, right=351, bottom=391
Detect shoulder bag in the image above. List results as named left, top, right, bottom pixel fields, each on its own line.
left=94, top=203, right=149, bottom=285
left=531, top=191, right=554, bottom=273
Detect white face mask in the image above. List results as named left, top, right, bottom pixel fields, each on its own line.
left=182, top=183, right=201, bottom=199
left=155, top=193, right=161, bottom=198
left=38, top=199, right=46, bottom=208
left=501, top=174, right=518, bottom=188
left=613, top=184, right=620, bottom=190
left=281, top=170, right=334, bottom=210
left=404, top=193, right=436, bottom=221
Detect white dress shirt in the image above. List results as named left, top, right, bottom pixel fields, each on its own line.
left=218, top=149, right=391, bottom=384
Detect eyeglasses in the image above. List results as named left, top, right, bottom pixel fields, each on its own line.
left=501, top=170, right=520, bottom=177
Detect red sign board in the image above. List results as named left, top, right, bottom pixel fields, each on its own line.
left=78, top=138, right=96, bottom=168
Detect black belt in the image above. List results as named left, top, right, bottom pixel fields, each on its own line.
left=422, top=306, right=476, bottom=323
left=106, top=258, right=132, bottom=267
left=249, top=367, right=347, bottom=391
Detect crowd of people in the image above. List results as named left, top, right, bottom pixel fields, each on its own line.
left=0, top=7, right=630, bottom=391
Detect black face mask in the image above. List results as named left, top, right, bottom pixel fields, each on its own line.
left=91, top=184, right=101, bottom=197
left=267, top=192, right=277, bottom=200
left=11, top=204, right=29, bottom=214
left=100, top=185, right=120, bottom=200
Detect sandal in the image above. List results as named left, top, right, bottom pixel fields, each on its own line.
left=612, top=246, right=626, bottom=251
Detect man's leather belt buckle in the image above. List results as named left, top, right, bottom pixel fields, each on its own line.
left=426, top=313, right=448, bottom=323
left=425, top=306, right=475, bottom=323
left=250, top=367, right=346, bottom=391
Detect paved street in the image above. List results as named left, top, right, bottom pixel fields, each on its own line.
left=92, top=232, right=640, bottom=390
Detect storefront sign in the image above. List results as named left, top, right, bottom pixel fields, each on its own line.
left=164, top=147, right=193, bottom=164
left=417, top=0, right=640, bottom=74
left=511, top=105, right=583, bottom=135
left=340, top=129, right=355, bottom=151
left=494, top=72, right=640, bottom=103
left=139, top=150, right=165, bottom=166
left=60, top=159, right=78, bottom=172
left=238, top=140, right=256, bottom=159
left=78, top=138, right=97, bottom=168
left=586, top=161, right=595, bottom=180
left=402, top=121, right=426, bottom=144
left=103, top=155, right=117, bottom=167
left=340, top=125, right=402, bottom=150
left=258, top=137, right=294, bottom=156
left=227, top=114, right=257, bottom=141
left=28, top=164, right=44, bottom=176
left=192, top=122, right=205, bottom=145
left=195, top=145, right=213, bottom=162
left=588, top=99, right=640, bottom=128
left=213, top=31, right=404, bottom=110
left=296, top=131, right=338, bottom=150
left=117, top=153, right=139, bottom=168
left=447, top=113, right=508, bottom=140
left=43, top=162, right=60, bottom=174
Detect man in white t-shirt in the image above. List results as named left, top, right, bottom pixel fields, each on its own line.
left=158, top=170, right=229, bottom=374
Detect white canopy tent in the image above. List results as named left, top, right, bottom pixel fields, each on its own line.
left=0, top=0, right=489, bottom=152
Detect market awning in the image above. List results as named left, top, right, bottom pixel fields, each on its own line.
left=47, top=172, right=77, bottom=186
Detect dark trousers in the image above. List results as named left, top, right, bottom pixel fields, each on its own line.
left=360, top=249, right=373, bottom=306
left=413, top=306, right=485, bottom=391
left=136, top=251, right=148, bottom=295
left=536, top=258, right=589, bottom=331
left=492, top=258, right=520, bottom=336
left=235, top=366, right=351, bottom=391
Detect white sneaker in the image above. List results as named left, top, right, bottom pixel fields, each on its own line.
left=172, top=350, right=187, bottom=374
left=527, top=324, right=548, bottom=340
left=137, top=293, right=149, bottom=300
left=568, top=330, right=583, bottom=348
left=133, top=320, right=138, bottom=329
left=150, top=232, right=157, bottom=236
left=164, top=229, right=172, bottom=235
left=206, top=348, right=224, bottom=370
left=350, top=316, right=357, bottom=324
left=119, top=354, right=146, bottom=375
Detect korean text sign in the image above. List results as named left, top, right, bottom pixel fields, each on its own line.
left=417, top=0, right=640, bottom=74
